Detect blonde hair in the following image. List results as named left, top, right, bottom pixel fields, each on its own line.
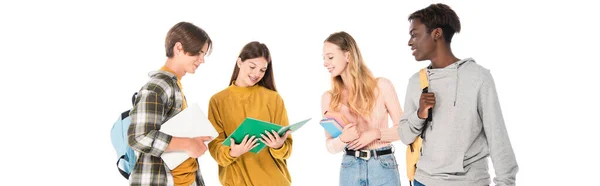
left=325, top=31, right=378, bottom=118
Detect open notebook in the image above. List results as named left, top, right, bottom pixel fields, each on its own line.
left=222, top=117, right=311, bottom=154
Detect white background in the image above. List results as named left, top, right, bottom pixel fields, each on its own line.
left=1, top=0, right=599, bottom=185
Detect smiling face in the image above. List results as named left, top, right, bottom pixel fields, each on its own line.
left=181, top=43, right=209, bottom=74
left=234, top=57, right=268, bottom=87
left=322, top=41, right=349, bottom=77
left=408, top=19, right=436, bottom=61
left=172, top=42, right=209, bottom=74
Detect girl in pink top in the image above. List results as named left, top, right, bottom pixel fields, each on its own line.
left=320, top=31, right=404, bottom=186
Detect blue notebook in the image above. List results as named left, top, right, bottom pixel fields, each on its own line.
left=319, top=118, right=343, bottom=138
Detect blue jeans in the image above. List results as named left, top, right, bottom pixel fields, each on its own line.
left=339, top=146, right=401, bottom=186
left=413, top=180, right=424, bottom=186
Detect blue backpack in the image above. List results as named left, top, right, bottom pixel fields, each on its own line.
left=110, top=93, right=138, bottom=179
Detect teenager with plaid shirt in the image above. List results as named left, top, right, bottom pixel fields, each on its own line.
left=127, top=22, right=213, bottom=186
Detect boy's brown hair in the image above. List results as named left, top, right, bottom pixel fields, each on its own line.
left=165, top=22, right=212, bottom=57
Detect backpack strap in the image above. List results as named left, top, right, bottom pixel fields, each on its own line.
left=419, top=68, right=429, bottom=90
left=409, top=68, right=429, bottom=147
left=131, top=92, right=138, bottom=106
left=406, top=68, right=429, bottom=185
left=419, top=69, right=432, bottom=139
left=121, top=92, right=139, bottom=120
left=116, top=155, right=130, bottom=178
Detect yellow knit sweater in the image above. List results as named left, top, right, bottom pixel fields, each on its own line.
left=207, top=84, right=293, bottom=186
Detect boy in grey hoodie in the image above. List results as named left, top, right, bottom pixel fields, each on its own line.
left=399, top=4, right=518, bottom=186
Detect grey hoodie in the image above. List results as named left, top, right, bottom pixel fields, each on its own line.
left=399, top=58, right=518, bottom=186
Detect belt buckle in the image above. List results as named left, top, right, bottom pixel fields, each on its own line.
left=355, top=150, right=371, bottom=160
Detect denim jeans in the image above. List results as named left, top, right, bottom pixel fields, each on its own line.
left=339, top=146, right=401, bottom=186
left=413, top=180, right=424, bottom=186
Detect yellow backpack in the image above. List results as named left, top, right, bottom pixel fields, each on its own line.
left=405, top=68, right=430, bottom=185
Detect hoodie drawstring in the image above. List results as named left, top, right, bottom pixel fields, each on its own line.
left=454, top=71, right=459, bottom=106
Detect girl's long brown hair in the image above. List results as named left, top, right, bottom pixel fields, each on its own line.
left=229, top=41, right=277, bottom=92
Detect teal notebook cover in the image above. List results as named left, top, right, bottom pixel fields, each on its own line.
left=319, top=118, right=342, bottom=138
left=222, top=117, right=311, bottom=154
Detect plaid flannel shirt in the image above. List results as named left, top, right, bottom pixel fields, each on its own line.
left=127, top=70, right=205, bottom=186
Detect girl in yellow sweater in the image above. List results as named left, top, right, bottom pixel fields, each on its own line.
left=207, top=41, right=293, bottom=186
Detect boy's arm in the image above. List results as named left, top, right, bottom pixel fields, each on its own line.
left=479, top=71, right=518, bottom=186
left=399, top=79, right=426, bottom=145
left=127, top=88, right=172, bottom=157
